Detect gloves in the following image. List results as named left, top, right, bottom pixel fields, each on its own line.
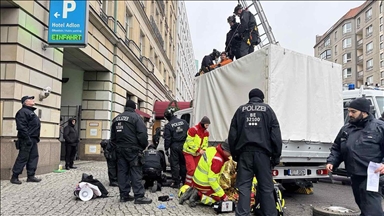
left=165, top=150, right=170, bottom=157
left=271, top=157, right=280, bottom=167
left=217, top=64, right=221, bottom=67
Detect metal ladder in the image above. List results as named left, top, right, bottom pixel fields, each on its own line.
left=238, top=0, right=279, bottom=49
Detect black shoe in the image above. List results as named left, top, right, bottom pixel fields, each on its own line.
left=188, top=188, right=199, bottom=208
left=134, top=197, right=152, bottom=204
left=151, top=181, right=158, bottom=193
left=120, top=195, right=134, bottom=202
left=69, top=166, right=77, bottom=169
left=10, top=177, right=22, bottom=185
left=27, top=176, right=41, bottom=183
left=179, top=187, right=194, bottom=205
left=109, top=182, right=118, bottom=187
left=65, top=167, right=70, bottom=170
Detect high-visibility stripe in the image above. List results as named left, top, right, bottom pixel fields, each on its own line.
left=208, top=177, right=217, bottom=182
left=213, top=186, right=221, bottom=193
left=186, top=175, right=193, bottom=179
left=213, top=156, right=223, bottom=162
left=197, top=166, right=208, bottom=175
left=193, top=177, right=210, bottom=186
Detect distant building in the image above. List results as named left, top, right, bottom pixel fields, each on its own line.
left=314, top=1, right=384, bottom=87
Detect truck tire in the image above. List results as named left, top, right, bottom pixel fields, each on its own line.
left=312, top=206, right=360, bottom=216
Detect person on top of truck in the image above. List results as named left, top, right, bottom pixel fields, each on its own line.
left=228, top=88, right=282, bottom=216
left=209, top=52, right=233, bottom=70
left=225, top=15, right=241, bottom=60
left=233, top=4, right=260, bottom=59
left=164, top=107, right=189, bottom=188
left=195, top=50, right=221, bottom=77
left=182, top=116, right=210, bottom=187
left=179, top=141, right=231, bottom=208
left=326, top=97, right=384, bottom=216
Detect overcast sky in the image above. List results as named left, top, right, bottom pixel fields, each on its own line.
left=185, top=1, right=365, bottom=64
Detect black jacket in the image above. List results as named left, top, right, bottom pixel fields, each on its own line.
left=15, top=105, right=41, bottom=143
left=327, top=115, right=384, bottom=176
left=226, top=22, right=241, bottom=50
left=164, top=116, right=189, bottom=150
left=143, top=147, right=164, bottom=171
left=111, top=107, right=148, bottom=151
left=238, top=10, right=256, bottom=35
left=201, top=55, right=214, bottom=70
left=228, top=97, right=282, bottom=161
left=63, top=118, right=79, bottom=146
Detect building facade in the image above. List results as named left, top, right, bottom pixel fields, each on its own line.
left=314, top=1, right=384, bottom=87
left=0, top=0, right=179, bottom=179
left=175, top=1, right=196, bottom=101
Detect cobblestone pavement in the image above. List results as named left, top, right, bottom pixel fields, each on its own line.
left=0, top=161, right=371, bottom=216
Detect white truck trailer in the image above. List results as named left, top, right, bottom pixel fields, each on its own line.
left=173, top=44, right=344, bottom=189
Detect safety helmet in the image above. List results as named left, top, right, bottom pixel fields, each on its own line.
left=227, top=15, right=236, bottom=23
left=178, top=185, right=190, bottom=198
left=233, top=4, right=243, bottom=15
left=164, top=107, right=176, bottom=120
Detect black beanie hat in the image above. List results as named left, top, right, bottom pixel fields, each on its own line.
left=125, top=99, right=136, bottom=109
left=200, top=116, right=211, bottom=124
left=249, top=88, right=264, bottom=100
left=348, top=98, right=370, bottom=113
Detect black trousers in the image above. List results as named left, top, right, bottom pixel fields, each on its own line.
left=235, top=41, right=252, bottom=59
left=236, top=151, right=276, bottom=216
left=117, top=149, right=145, bottom=199
left=106, top=151, right=118, bottom=184
left=143, top=168, right=163, bottom=189
left=170, top=145, right=186, bottom=184
left=12, top=139, right=39, bottom=177
left=65, top=144, right=77, bottom=168
left=351, top=175, right=384, bottom=216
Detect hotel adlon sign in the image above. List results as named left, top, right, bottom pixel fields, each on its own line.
left=48, top=0, right=89, bottom=47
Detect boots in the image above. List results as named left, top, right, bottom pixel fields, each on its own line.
left=10, top=175, right=21, bottom=185
left=109, top=181, right=119, bottom=187
left=134, top=197, right=152, bottom=204
left=151, top=181, right=158, bottom=193
left=188, top=188, right=199, bottom=207
left=120, top=195, right=134, bottom=202
left=179, top=187, right=194, bottom=205
left=27, top=176, right=41, bottom=182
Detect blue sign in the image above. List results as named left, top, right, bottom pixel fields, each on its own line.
left=48, top=0, right=89, bottom=47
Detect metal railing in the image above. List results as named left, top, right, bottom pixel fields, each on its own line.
left=157, top=0, right=165, bottom=16
left=357, top=39, right=363, bottom=47
left=100, top=9, right=108, bottom=24
left=357, top=71, right=363, bottom=77
left=357, top=55, right=363, bottom=63
left=150, top=15, right=164, bottom=48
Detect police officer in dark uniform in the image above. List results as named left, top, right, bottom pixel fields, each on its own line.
left=233, top=4, right=261, bottom=59
left=100, top=139, right=118, bottom=187
left=143, top=144, right=166, bottom=192
left=111, top=99, right=152, bottom=204
left=225, top=15, right=241, bottom=60
left=228, top=88, right=282, bottom=216
left=11, top=96, right=42, bottom=184
left=163, top=107, right=189, bottom=188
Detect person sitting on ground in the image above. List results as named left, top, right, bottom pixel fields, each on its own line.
left=209, top=52, right=233, bottom=70
left=179, top=140, right=231, bottom=207
left=142, top=144, right=166, bottom=192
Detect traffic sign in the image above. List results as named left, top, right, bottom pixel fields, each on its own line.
left=47, top=0, right=89, bottom=47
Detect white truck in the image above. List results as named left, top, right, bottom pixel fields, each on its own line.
left=172, top=44, right=344, bottom=189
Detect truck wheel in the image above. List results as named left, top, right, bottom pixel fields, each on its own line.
left=312, top=206, right=360, bottom=216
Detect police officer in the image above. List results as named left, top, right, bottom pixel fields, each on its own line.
left=11, top=96, right=42, bottom=184
left=143, top=144, right=166, bottom=192
left=225, top=15, right=241, bottom=60
left=163, top=107, right=189, bottom=188
left=327, top=98, right=384, bottom=216
left=63, top=118, right=79, bottom=170
left=228, top=88, right=282, bottom=216
left=100, top=139, right=118, bottom=187
left=111, top=99, right=152, bottom=204
left=233, top=4, right=261, bottom=59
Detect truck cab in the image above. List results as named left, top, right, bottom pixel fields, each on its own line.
left=343, top=86, right=384, bottom=123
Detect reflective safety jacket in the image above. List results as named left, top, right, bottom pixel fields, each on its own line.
left=183, top=123, right=209, bottom=156
left=192, top=145, right=229, bottom=199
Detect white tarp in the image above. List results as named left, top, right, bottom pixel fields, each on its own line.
left=193, top=45, right=343, bottom=143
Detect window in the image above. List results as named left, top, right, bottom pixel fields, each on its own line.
left=366, top=8, right=372, bottom=21
left=335, top=59, right=338, bottom=63
left=381, top=43, right=384, bottom=49
left=125, top=9, right=132, bottom=39
left=343, top=38, right=351, bottom=48
left=366, top=59, right=373, bottom=70
left=181, top=114, right=191, bottom=125
left=320, top=50, right=331, bottom=59
left=382, top=71, right=384, bottom=78
left=343, top=68, right=352, bottom=78
left=102, top=0, right=108, bottom=12
left=357, top=17, right=361, bottom=25
left=381, top=53, right=384, bottom=60
left=139, top=32, right=145, bottom=55
left=334, top=45, right=338, bottom=55
left=324, top=37, right=330, bottom=46
left=381, top=25, right=383, bottom=32
left=381, top=17, right=383, bottom=25
left=343, top=53, right=351, bottom=63
left=343, top=23, right=352, bottom=34
left=334, top=31, right=337, bottom=40
left=381, top=35, right=383, bottom=42
left=366, top=42, right=373, bottom=53
left=381, top=60, right=384, bottom=68
left=366, top=25, right=373, bottom=37
left=382, top=79, right=384, bottom=86
left=366, top=76, right=373, bottom=85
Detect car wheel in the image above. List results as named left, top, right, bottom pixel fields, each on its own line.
left=312, top=206, right=360, bottom=216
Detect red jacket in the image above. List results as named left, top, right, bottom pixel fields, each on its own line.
left=183, top=123, right=209, bottom=155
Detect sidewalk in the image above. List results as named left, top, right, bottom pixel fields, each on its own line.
left=0, top=161, right=231, bottom=216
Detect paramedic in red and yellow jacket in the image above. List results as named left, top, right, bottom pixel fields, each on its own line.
left=182, top=116, right=210, bottom=186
